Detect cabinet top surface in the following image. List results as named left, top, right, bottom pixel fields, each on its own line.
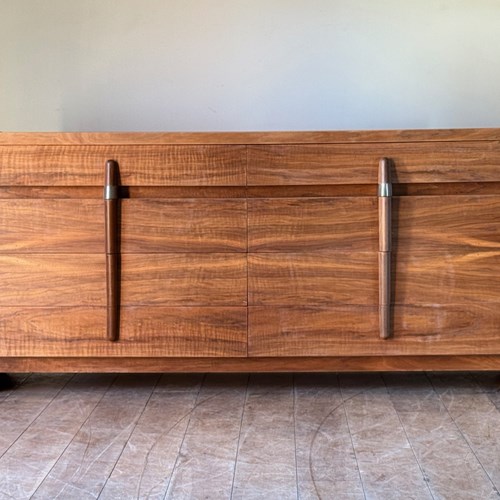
left=1, top=128, right=500, bottom=145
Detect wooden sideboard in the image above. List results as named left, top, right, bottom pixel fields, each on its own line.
left=1, top=129, right=500, bottom=372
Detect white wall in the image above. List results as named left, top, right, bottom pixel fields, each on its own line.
left=1, top=0, right=499, bottom=131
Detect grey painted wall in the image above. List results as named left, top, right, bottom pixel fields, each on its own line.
left=1, top=0, right=499, bottom=131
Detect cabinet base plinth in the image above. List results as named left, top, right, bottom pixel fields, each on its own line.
left=1, top=356, right=500, bottom=373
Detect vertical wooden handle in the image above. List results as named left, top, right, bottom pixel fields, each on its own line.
left=105, top=160, right=120, bottom=342
left=378, top=158, right=392, bottom=339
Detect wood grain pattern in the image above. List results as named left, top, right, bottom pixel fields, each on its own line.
left=121, top=254, right=247, bottom=306
left=248, top=306, right=377, bottom=356
left=0, top=307, right=246, bottom=357
left=1, top=128, right=499, bottom=145
left=394, top=195, right=500, bottom=252
left=0, top=186, right=101, bottom=199
left=0, top=145, right=246, bottom=186
left=126, top=186, right=247, bottom=198
left=0, top=200, right=103, bottom=252
left=1, top=129, right=500, bottom=372
left=121, top=199, right=247, bottom=253
left=248, top=141, right=500, bottom=185
left=0, top=255, right=105, bottom=306
left=248, top=305, right=500, bottom=357
left=119, top=307, right=246, bottom=356
left=248, top=198, right=377, bottom=252
left=248, top=253, right=377, bottom=306
left=394, top=250, right=500, bottom=305
left=0, top=186, right=249, bottom=199
left=2, top=356, right=500, bottom=372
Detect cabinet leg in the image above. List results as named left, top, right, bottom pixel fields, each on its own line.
left=0, top=373, right=15, bottom=391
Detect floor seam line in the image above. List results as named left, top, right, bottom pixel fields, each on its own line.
left=162, top=373, right=206, bottom=500
left=97, top=373, right=162, bottom=499
left=382, top=373, right=436, bottom=500
left=292, top=374, right=299, bottom=500
left=31, top=373, right=118, bottom=499
left=339, top=375, right=367, bottom=500
left=0, top=373, right=75, bottom=463
left=425, top=372, right=500, bottom=494
left=229, top=373, right=250, bottom=499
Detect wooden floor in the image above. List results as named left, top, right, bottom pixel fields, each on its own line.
left=0, top=372, right=499, bottom=499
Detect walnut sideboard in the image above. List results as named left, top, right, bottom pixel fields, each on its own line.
left=1, top=129, right=500, bottom=373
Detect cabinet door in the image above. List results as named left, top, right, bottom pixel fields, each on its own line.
left=0, top=143, right=248, bottom=358
left=247, top=141, right=500, bottom=357
left=248, top=197, right=379, bottom=356
left=247, top=195, right=500, bottom=357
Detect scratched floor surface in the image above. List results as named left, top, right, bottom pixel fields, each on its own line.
left=0, top=372, right=499, bottom=499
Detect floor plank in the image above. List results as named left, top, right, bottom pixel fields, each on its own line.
left=165, top=374, right=248, bottom=500
left=0, top=372, right=498, bottom=499
left=384, top=372, right=499, bottom=499
left=99, top=373, right=203, bottom=499
left=30, top=374, right=160, bottom=499
left=428, top=372, right=500, bottom=493
left=0, top=374, right=115, bottom=499
left=232, top=374, right=297, bottom=500
left=339, top=373, right=434, bottom=500
left=0, top=374, right=72, bottom=459
left=294, top=373, right=365, bottom=500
